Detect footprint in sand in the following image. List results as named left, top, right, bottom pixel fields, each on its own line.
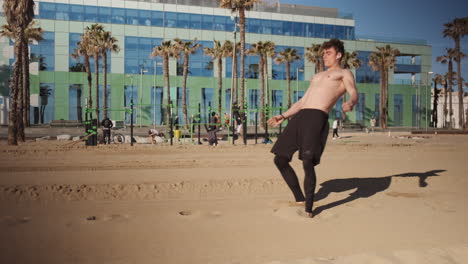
left=178, top=210, right=222, bottom=219
left=85, top=214, right=130, bottom=222
left=1, top=216, right=31, bottom=226
left=272, top=201, right=337, bottom=221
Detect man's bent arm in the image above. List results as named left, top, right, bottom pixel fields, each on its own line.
left=343, top=70, right=358, bottom=109
left=281, top=98, right=304, bottom=119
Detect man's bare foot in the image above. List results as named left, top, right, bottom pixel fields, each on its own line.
left=306, top=212, right=314, bottom=218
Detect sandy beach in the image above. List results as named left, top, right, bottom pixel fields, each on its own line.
left=1, top=131, right=467, bottom=264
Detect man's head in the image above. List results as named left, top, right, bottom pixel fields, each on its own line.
left=321, top=38, right=345, bottom=69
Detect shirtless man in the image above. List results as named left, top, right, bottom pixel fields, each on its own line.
left=267, top=38, right=358, bottom=218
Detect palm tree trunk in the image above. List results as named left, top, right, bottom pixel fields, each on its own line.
left=102, top=50, right=108, bottom=119
left=8, top=33, right=22, bottom=145
left=448, top=61, right=453, bottom=129
left=17, top=38, right=25, bottom=141
left=183, top=52, right=189, bottom=129
left=384, top=69, right=389, bottom=129
left=432, top=82, right=438, bottom=128
left=379, top=68, right=385, bottom=129
left=259, top=56, right=265, bottom=130
left=455, top=39, right=464, bottom=129
left=22, top=38, right=30, bottom=127
left=84, top=54, right=92, bottom=113
left=239, top=9, right=246, bottom=122
left=164, top=54, right=171, bottom=129
left=286, top=62, right=291, bottom=108
left=233, top=47, right=238, bottom=104
left=217, top=57, right=222, bottom=118
left=264, top=54, right=270, bottom=129
left=443, top=79, right=448, bottom=128
left=94, top=52, right=100, bottom=123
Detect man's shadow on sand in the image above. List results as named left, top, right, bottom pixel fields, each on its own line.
left=312, top=170, right=446, bottom=216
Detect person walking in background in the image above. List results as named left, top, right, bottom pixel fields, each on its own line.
left=332, top=118, right=340, bottom=139
left=268, top=38, right=358, bottom=218
left=101, top=117, right=113, bottom=144
left=370, top=116, right=376, bottom=133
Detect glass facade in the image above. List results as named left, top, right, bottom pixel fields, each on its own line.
left=30, top=31, right=54, bottom=71
left=177, top=40, right=213, bottom=77
left=201, top=88, right=214, bottom=123
left=69, top=33, right=111, bottom=73
left=356, top=51, right=380, bottom=84
left=272, top=46, right=304, bottom=81
left=248, top=89, right=259, bottom=123
left=125, top=37, right=162, bottom=74
left=394, top=94, right=403, bottom=126
left=271, top=90, right=283, bottom=117
left=69, top=84, right=83, bottom=121
left=36, top=2, right=355, bottom=40
left=124, top=85, right=137, bottom=124
left=37, top=83, right=54, bottom=124
left=356, top=93, right=365, bottom=124
left=374, top=94, right=380, bottom=126
left=175, top=87, right=189, bottom=125
left=151, top=86, right=164, bottom=125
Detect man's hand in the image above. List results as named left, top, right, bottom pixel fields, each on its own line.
left=267, top=115, right=285, bottom=127
left=342, top=102, right=354, bottom=113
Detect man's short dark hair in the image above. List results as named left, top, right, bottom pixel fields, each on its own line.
left=322, top=38, right=345, bottom=60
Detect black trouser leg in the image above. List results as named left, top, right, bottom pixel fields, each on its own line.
left=274, top=155, right=305, bottom=203
left=302, top=159, right=317, bottom=213
left=333, top=128, right=339, bottom=138
left=104, top=130, right=111, bottom=144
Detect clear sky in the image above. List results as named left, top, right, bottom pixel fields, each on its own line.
left=278, top=0, right=468, bottom=89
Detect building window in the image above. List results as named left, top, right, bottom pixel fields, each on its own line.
left=248, top=89, right=259, bottom=124
left=394, top=94, right=403, bottom=126
left=30, top=31, right=54, bottom=71
left=38, top=83, right=54, bottom=124
left=69, top=84, right=84, bottom=122
left=356, top=51, right=380, bottom=83
left=356, top=93, right=365, bottom=124
left=271, top=90, right=283, bottom=117
left=124, top=85, right=137, bottom=124
left=176, top=87, right=190, bottom=125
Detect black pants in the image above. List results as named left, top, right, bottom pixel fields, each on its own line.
left=274, top=155, right=317, bottom=213
left=333, top=128, right=339, bottom=138
left=103, top=130, right=111, bottom=144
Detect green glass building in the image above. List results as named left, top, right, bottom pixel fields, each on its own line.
left=0, top=0, right=432, bottom=128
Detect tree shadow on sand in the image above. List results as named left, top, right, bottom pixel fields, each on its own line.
left=313, top=170, right=446, bottom=216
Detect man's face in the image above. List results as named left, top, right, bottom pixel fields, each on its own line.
left=322, top=47, right=341, bottom=68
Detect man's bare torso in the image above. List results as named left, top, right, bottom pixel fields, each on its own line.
left=301, top=69, right=350, bottom=113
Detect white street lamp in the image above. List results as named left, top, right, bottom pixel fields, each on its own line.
left=139, top=68, right=148, bottom=127
left=426, top=71, right=433, bottom=131
left=296, top=68, right=304, bottom=102
left=153, top=61, right=163, bottom=129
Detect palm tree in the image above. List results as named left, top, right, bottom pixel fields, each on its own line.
left=247, top=41, right=266, bottom=128
left=224, top=41, right=241, bottom=104
left=368, top=45, right=400, bottom=129
left=274, top=48, right=301, bottom=108
left=341, top=51, right=362, bottom=70
left=437, top=48, right=457, bottom=129
left=340, top=51, right=362, bottom=122
left=151, top=40, right=180, bottom=130
left=306, top=44, right=324, bottom=73
left=1, top=20, right=44, bottom=128
left=220, top=0, right=263, bottom=139
left=443, top=17, right=468, bottom=129
left=100, top=31, right=120, bottom=120
left=204, top=40, right=228, bottom=121
left=85, top=24, right=105, bottom=123
left=71, top=35, right=93, bottom=117
left=3, top=0, right=35, bottom=145
left=432, top=74, right=445, bottom=128
left=174, top=38, right=200, bottom=128
left=262, top=41, right=276, bottom=128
